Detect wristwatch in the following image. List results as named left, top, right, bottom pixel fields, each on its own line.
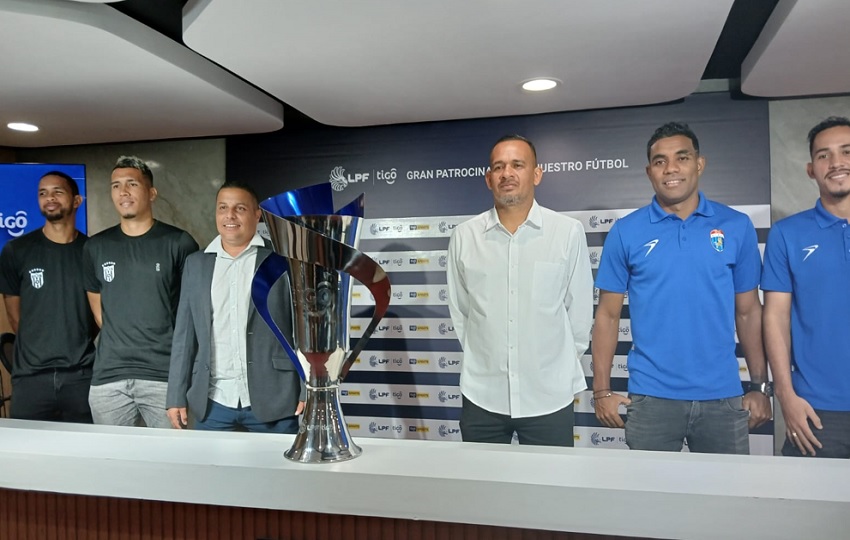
left=748, top=381, right=774, bottom=397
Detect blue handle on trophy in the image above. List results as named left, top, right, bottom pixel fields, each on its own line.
left=251, top=253, right=304, bottom=380
left=251, top=244, right=390, bottom=382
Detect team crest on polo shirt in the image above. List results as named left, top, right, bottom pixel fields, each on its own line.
left=28, top=268, right=44, bottom=289
left=709, top=229, right=725, bottom=252
left=102, top=261, right=116, bottom=282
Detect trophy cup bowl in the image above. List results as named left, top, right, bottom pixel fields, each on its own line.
left=252, top=183, right=390, bottom=463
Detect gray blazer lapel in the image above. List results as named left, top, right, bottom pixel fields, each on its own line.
left=200, top=252, right=216, bottom=326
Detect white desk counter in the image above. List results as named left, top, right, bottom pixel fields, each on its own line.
left=0, top=419, right=847, bottom=539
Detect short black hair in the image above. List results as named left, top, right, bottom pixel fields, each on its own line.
left=40, top=170, right=79, bottom=197
left=217, top=180, right=260, bottom=207
left=807, top=116, right=850, bottom=156
left=113, top=156, right=154, bottom=186
left=647, top=122, right=700, bottom=160
left=492, top=134, right=538, bottom=165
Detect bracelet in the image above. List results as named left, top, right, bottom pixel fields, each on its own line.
left=593, top=389, right=613, bottom=399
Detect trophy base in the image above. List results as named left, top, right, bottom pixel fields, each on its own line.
left=284, top=386, right=362, bottom=464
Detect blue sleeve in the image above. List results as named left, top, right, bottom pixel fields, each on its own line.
left=733, top=216, right=762, bottom=293
left=595, top=223, right=629, bottom=294
left=761, top=223, right=792, bottom=292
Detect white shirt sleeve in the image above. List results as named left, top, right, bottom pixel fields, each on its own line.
left=564, top=222, right=594, bottom=361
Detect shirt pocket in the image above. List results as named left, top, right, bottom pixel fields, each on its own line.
left=532, top=261, right=566, bottom=312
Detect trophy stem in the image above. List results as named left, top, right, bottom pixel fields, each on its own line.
left=284, top=384, right=362, bottom=463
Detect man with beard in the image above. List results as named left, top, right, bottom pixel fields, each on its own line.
left=763, top=116, right=850, bottom=458
left=446, top=135, right=593, bottom=446
left=84, top=156, right=198, bottom=428
left=0, top=171, right=96, bottom=422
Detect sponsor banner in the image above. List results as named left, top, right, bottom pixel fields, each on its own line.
left=340, top=383, right=462, bottom=407
left=580, top=355, right=630, bottom=378
left=359, top=204, right=768, bottom=240
left=566, top=209, right=636, bottom=234
left=574, top=426, right=773, bottom=454
left=363, top=216, right=470, bottom=239
left=353, top=283, right=449, bottom=306
left=351, top=317, right=457, bottom=339
left=344, top=416, right=406, bottom=438
left=352, top=350, right=462, bottom=373
left=593, top=287, right=630, bottom=306
left=363, top=250, right=448, bottom=273
left=574, top=426, right=629, bottom=449
left=574, top=390, right=628, bottom=414
left=346, top=416, right=463, bottom=441
left=588, top=247, right=603, bottom=270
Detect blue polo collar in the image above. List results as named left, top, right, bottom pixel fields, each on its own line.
left=649, top=192, right=714, bottom=223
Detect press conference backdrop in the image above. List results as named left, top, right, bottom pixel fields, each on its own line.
left=0, top=164, right=88, bottom=251
left=234, top=93, right=772, bottom=454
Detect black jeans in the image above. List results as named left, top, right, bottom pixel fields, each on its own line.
left=11, top=366, right=93, bottom=423
left=460, top=395, right=575, bottom=446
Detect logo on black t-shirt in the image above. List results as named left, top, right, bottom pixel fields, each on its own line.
left=28, top=268, right=44, bottom=289
left=102, top=262, right=116, bottom=282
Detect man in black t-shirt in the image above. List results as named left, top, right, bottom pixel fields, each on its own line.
left=84, top=156, right=198, bottom=428
left=0, top=171, right=96, bottom=422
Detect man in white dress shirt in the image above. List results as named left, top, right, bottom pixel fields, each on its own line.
left=446, top=135, right=594, bottom=446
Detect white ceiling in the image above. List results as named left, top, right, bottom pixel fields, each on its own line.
left=742, top=0, right=849, bottom=97
left=1, top=0, right=849, bottom=149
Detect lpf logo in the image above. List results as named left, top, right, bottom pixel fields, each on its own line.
left=369, top=422, right=391, bottom=434
left=438, top=322, right=454, bottom=335
left=438, top=424, right=460, bottom=437
left=438, top=390, right=460, bottom=403
left=589, top=251, right=600, bottom=265
left=438, top=356, right=460, bottom=369
left=368, top=388, right=389, bottom=400
left=589, top=215, right=616, bottom=229
left=369, top=355, right=389, bottom=367
left=370, top=223, right=391, bottom=235
left=438, top=255, right=448, bottom=268
left=590, top=432, right=616, bottom=446
left=28, top=268, right=44, bottom=289
left=438, top=221, right=457, bottom=233
left=329, top=166, right=370, bottom=192
left=102, top=262, right=116, bottom=283
left=438, top=289, right=448, bottom=302
left=0, top=210, right=28, bottom=238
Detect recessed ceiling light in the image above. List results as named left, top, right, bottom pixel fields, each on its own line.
left=521, top=78, right=559, bottom=92
left=7, top=122, right=39, bottom=132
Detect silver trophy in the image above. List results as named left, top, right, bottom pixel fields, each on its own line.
left=252, top=183, right=390, bottom=463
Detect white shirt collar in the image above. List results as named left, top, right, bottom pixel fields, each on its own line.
left=204, top=233, right=265, bottom=257
left=483, top=199, right=543, bottom=232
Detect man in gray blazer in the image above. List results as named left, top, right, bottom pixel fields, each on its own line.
left=166, top=181, right=304, bottom=432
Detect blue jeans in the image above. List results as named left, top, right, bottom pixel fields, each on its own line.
left=782, top=409, right=850, bottom=459
left=625, top=394, right=750, bottom=454
left=195, top=399, right=298, bottom=434
left=89, top=379, right=170, bottom=428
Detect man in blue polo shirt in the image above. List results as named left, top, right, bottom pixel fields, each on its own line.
left=762, top=116, right=850, bottom=459
left=591, top=122, right=772, bottom=454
